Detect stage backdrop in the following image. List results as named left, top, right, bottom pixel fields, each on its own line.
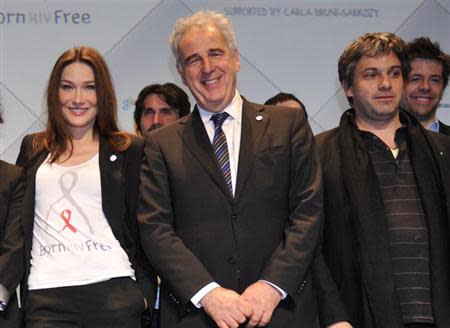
left=1, top=0, right=449, bottom=162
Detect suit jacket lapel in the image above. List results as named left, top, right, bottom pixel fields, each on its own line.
left=180, top=108, right=234, bottom=203
left=234, top=100, right=268, bottom=202
left=23, top=151, right=47, bottom=245
left=99, top=137, right=124, bottom=235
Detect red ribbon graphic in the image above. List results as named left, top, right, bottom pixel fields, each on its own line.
left=60, top=209, right=77, bottom=233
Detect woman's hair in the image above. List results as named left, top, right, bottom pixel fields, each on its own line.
left=34, top=46, right=130, bottom=162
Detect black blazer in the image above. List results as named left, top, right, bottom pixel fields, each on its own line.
left=0, top=160, right=23, bottom=327
left=439, top=120, right=450, bottom=136
left=138, top=99, right=323, bottom=327
left=0, top=133, right=156, bottom=325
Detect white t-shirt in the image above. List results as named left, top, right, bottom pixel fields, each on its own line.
left=28, top=154, right=135, bottom=290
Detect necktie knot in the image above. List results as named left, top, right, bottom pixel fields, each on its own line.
left=211, top=112, right=229, bottom=128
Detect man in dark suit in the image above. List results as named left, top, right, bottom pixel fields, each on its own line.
left=314, top=32, right=450, bottom=328
left=401, top=37, right=450, bottom=135
left=138, top=10, right=322, bottom=328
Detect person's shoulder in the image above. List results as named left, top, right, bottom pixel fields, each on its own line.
left=427, top=129, right=450, bottom=143
left=20, top=132, right=42, bottom=147
left=0, top=160, right=21, bottom=176
left=245, top=98, right=303, bottom=117
left=127, top=133, right=144, bottom=148
left=0, top=160, right=22, bottom=190
left=244, top=99, right=310, bottom=134
left=427, top=129, right=450, bottom=150
left=119, top=132, right=144, bottom=157
left=146, top=113, right=191, bottom=141
left=423, top=129, right=450, bottom=160
left=438, top=120, right=450, bottom=136
left=315, top=127, right=340, bottom=147
left=16, top=132, right=45, bottom=166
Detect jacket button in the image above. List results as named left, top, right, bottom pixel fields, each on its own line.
left=232, top=214, right=240, bottom=222
left=169, top=293, right=179, bottom=304
left=228, top=256, right=237, bottom=264
left=297, top=280, right=306, bottom=294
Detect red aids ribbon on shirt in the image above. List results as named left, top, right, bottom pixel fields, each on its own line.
left=60, top=209, right=77, bottom=233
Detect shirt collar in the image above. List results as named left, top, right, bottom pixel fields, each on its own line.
left=198, top=90, right=243, bottom=125
left=426, top=118, right=440, bottom=133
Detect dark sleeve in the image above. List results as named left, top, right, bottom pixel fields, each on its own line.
left=0, top=172, right=25, bottom=306
left=124, top=136, right=157, bottom=309
left=137, top=133, right=214, bottom=310
left=259, top=108, right=323, bottom=301
left=0, top=164, right=21, bottom=235
left=313, top=245, right=351, bottom=326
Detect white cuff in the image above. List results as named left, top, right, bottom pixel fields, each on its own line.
left=0, top=284, right=10, bottom=311
left=260, top=280, right=287, bottom=299
left=190, top=282, right=220, bottom=308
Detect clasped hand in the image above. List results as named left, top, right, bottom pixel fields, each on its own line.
left=201, top=281, right=281, bottom=328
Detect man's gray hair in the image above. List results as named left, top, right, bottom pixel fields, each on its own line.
left=169, top=11, right=237, bottom=71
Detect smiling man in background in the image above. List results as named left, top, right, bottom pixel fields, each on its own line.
left=401, top=37, right=450, bottom=135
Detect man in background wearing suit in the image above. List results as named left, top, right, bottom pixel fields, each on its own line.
left=138, top=10, right=322, bottom=328
left=401, top=37, right=450, bottom=135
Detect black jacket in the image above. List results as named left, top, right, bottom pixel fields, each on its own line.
left=439, top=120, right=450, bottom=136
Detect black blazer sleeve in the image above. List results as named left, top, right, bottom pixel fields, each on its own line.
left=123, top=136, right=157, bottom=307
left=0, top=162, right=25, bottom=305
left=0, top=162, right=22, bottom=235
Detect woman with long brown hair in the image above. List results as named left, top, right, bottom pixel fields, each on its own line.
left=0, top=47, right=155, bottom=327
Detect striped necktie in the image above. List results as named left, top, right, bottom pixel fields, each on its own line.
left=211, top=112, right=232, bottom=194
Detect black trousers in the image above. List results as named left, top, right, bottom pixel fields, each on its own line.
left=150, top=309, right=159, bottom=328
left=24, top=277, right=145, bottom=328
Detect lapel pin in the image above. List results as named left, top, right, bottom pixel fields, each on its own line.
left=256, top=115, right=263, bottom=121
left=110, top=155, right=117, bottom=162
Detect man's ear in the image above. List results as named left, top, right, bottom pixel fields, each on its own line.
left=178, top=66, right=187, bottom=85
left=342, top=81, right=353, bottom=98
left=233, top=48, right=240, bottom=72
